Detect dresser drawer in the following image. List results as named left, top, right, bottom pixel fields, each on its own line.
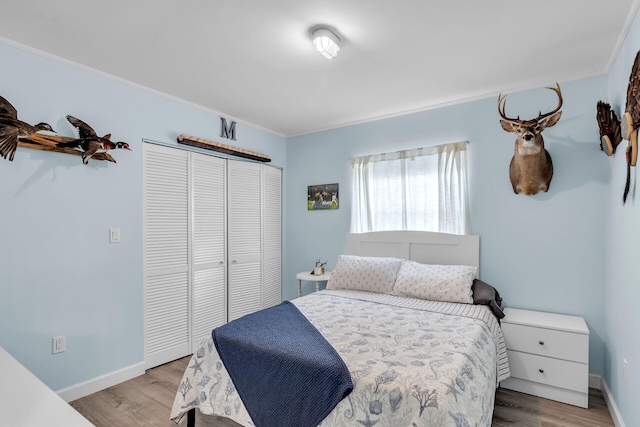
left=501, top=323, right=588, bottom=363
left=507, top=350, right=588, bottom=392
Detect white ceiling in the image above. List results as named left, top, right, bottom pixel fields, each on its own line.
left=0, top=0, right=638, bottom=137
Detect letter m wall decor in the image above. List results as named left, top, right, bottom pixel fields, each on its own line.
left=220, top=118, right=237, bottom=141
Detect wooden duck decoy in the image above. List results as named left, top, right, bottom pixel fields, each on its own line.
left=0, top=95, right=55, bottom=161
left=57, top=115, right=131, bottom=164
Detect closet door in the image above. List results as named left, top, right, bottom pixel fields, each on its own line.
left=144, top=146, right=282, bottom=366
left=191, top=153, right=227, bottom=349
left=263, top=166, right=282, bottom=308
left=143, top=144, right=190, bottom=368
left=227, top=160, right=263, bottom=321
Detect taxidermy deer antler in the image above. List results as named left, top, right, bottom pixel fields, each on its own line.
left=497, top=83, right=563, bottom=195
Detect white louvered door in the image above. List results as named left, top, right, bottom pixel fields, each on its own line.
left=143, top=144, right=190, bottom=368
left=191, top=154, right=227, bottom=349
left=227, top=160, right=263, bottom=321
left=263, top=166, right=282, bottom=308
left=144, top=144, right=282, bottom=367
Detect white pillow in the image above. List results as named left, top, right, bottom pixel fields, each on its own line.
left=392, top=261, right=477, bottom=304
left=326, top=255, right=403, bottom=294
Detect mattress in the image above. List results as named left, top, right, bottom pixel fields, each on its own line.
left=170, top=289, right=509, bottom=426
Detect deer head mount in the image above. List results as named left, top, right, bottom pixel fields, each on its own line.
left=497, top=83, right=563, bottom=195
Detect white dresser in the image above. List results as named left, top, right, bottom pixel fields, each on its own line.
left=500, top=308, right=589, bottom=408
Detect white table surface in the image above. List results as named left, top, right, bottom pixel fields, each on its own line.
left=296, top=270, right=332, bottom=297
left=0, top=347, right=94, bottom=426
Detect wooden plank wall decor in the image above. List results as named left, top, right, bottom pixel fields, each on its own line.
left=18, top=133, right=117, bottom=163
left=177, top=134, right=271, bottom=162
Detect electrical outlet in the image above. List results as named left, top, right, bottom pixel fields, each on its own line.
left=53, top=336, right=66, bottom=354
left=622, top=358, right=628, bottom=382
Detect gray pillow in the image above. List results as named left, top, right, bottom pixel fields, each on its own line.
left=471, top=279, right=504, bottom=319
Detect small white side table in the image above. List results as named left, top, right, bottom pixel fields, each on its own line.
left=296, top=271, right=332, bottom=297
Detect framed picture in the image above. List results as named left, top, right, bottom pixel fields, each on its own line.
left=308, top=183, right=339, bottom=210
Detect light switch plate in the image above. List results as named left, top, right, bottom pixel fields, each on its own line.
left=109, top=228, right=121, bottom=243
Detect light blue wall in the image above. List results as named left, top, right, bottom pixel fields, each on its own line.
left=603, top=8, right=640, bottom=426
left=284, top=77, right=610, bottom=381
left=285, top=26, right=640, bottom=421
left=1, top=16, right=637, bottom=424
left=0, top=41, right=286, bottom=391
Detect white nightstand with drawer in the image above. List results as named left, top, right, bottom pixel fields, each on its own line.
left=500, top=307, right=589, bottom=408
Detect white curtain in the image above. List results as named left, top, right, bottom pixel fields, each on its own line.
left=350, top=141, right=470, bottom=235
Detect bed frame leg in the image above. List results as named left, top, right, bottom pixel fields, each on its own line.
left=187, top=408, right=195, bottom=427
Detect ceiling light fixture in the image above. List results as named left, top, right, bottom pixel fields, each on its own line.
left=313, top=28, right=341, bottom=60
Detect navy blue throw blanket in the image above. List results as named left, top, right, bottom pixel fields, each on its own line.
left=212, top=301, right=353, bottom=427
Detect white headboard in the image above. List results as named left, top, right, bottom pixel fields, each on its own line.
left=346, top=231, right=479, bottom=267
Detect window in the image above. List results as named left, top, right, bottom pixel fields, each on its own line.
left=350, top=141, right=470, bottom=235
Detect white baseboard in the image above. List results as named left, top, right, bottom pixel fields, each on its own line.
left=589, top=374, right=601, bottom=389
left=591, top=374, right=626, bottom=427
left=55, top=362, right=146, bottom=403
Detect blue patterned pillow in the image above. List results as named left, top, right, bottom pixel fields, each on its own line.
left=326, top=255, right=403, bottom=294
left=392, top=260, right=477, bottom=304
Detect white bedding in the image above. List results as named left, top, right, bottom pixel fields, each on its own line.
left=171, top=290, right=509, bottom=426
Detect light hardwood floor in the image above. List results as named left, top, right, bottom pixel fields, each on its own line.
left=71, top=356, right=615, bottom=427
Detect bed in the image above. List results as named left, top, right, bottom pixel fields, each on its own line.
left=170, top=231, right=509, bottom=427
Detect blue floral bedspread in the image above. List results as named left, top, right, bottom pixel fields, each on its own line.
left=170, top=290, right=509, bottom=427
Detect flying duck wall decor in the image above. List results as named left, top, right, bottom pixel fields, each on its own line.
left=0, top=95, right=132, bottom=164
left=0, top=95, right=54, bottom=161
left=57, top=115, right=131, bottom=164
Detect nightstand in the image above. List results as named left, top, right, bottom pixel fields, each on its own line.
left=500, top=307, right=589, bottom=408
left=296, top=271, right=331, bottom=297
